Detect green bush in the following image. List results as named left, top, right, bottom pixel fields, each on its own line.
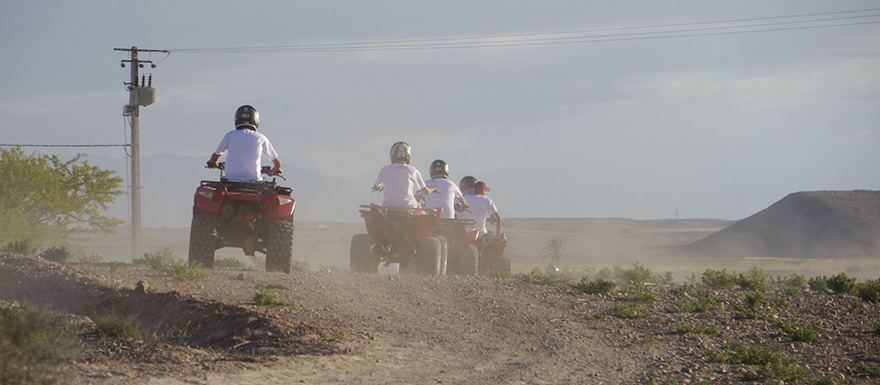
left=808, top=276, right=829, bottom=292
left=95, top=313, right=144, bottom=339
left=517, top=272, right=574, bottom=285
left=857, top=279, right=880, bottom=303
left=253, top=288, right=295, bottom=306
left=136, top=249, right=208, bottom=281
left=775, top=273, right=807, bottom=296
left=0, top=304, right=81, bottom=385
left=665, top=289, right=720, bottom=313
left=609, top=302, right=648, bottom=319
left=573, top=277, right=616, bottom=295
left=702, top=268, right=739, bottom=289
left=777, top=318, right=821, bottom=343
left=706, top=344, right=806, bottom=382
left=617, top=284, right=657, bottom=303
left=736, top=267, right=769, bottom=292
left=40, top=246, right=70, bottom=262
left=1, top=240, right=39, bottom=255
left=613, top=262, right=672, bottom=284
left=826, top=273, right=858, bottom=295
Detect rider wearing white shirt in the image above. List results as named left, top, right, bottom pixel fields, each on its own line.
left=372, top=142, right=434, bottom=209
left=423, top=159, right=468, bottom=219
left=207, top=105, right=282, bottom=182
left=459, top=180, right=501, bottom=237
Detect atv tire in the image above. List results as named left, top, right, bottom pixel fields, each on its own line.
left=490, top=257, right=512, bottom=275
left=266, top=220, right=294, bottom=273
left=454, top=244, right=480, bottom=276
left=417, top=236, right=442, bottom=276
left=350, top=234, right=380, bottom=274
left=188, top=213, right=217, bottom=268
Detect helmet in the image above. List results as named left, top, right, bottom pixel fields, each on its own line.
left=234, top=105, right=260, bottom=130
left=389, top=141, right=411, bottom=163
left=459, top=175, right=477, bottom=191
left=430, top=159, right=449, bottom=179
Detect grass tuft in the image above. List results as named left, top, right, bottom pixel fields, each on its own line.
left=0, top=304, right=81, bottom=385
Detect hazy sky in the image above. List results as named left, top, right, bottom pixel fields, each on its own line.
left=2, top=1, right=879, bottom=225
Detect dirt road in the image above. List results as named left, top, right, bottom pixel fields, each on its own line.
left=2, top=255, right=879, bottom=384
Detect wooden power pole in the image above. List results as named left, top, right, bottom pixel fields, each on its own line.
left=114, top=46, right=167, bottom=261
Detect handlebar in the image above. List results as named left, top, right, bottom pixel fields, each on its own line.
left=206, top=161, right=285, bottom=180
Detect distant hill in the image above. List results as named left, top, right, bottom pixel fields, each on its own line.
left=673, top=190, right=880, bottom=258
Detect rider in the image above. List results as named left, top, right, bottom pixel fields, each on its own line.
left=459, top=175, right=478, bottom=196
left=372, top=141, right=434, bottom=208
left=207, top=105, right=282, bottom=181
left=459, top=180, right=501, bottom=237
left=422, top=159, right=468, bottom=219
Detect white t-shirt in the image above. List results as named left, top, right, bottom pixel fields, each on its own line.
left=424, top=178, right=464, bottom=219
left=459, top=193, right=498, bottom=236
left=373, top=163, right=426, bottom=209
left=213, top=129, right=278, bottom=181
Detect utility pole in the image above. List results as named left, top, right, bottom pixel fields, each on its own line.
left=115, top=46, right=167, bottom=261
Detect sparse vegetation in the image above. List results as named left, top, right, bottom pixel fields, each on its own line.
left=774, top=273, right=807, bottom=296
left=1, top=239, right=38, bottom=255
left=0, top=304, right=81, bottom=385
left=825, top=273, right=859, bottom=295
left=517, top=271, right=574, bottom=285
left=76, top=252, right=104, bottom=263
left=872, top=318, right=880, bottom=337
left=701, top=268, right=739, bottom=289
left=253, top=288, right=295, bottom=306
left=857, top=278, right=880, bottom=303
left=215, top=257, right=248, bottom=270
left=573, top=276, right=616, bottom=294
left=732, top=290, right=774, bottom=320
left=706, top=344, right=807, bottom=382
left=40, top=246, right=71, bottom=263
left=610, top=302, right=648, bottom=319
left=95, top=312, right=145, bottom=340
left=777, top=317, right=822, bottom=343
left=617, top=283, right=657, bottom=303
left=856, top=361, right=880, bottom=378
left=136, top=248, right=208, bottom=281
left=665, top=289, right=720, bottom=313
left=674, top=321, right=721, bottom=335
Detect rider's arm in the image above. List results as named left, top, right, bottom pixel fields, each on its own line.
left=271, top=158, right=282, bottom=174
left=207, top=153, right=221, bottom=168
left=490, top=212, right=502, bottom=235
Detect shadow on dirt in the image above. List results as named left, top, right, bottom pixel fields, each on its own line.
left=0, top=254, right=344, bottom=357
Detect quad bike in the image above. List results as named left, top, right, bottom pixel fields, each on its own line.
left=188, top=162, right=296, bottom=273
left=438, top=205, right=509, bottom=276
left=351, top=204, right=445, bottom=276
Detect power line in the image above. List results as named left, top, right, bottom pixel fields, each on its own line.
left=168, top=8, right=880, bottom=54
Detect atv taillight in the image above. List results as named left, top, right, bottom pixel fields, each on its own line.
left=197, top=188, right=215, bottom=200
left=278, top=196, right=294, bottom=206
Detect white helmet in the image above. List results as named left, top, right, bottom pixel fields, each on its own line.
left=390, top=141, right=411, bottom=163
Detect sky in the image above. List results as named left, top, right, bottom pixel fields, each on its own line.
left=1, top=1, right=879, bottom=226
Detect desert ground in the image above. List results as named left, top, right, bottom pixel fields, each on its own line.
left=3, top=191, right=880, bottom=384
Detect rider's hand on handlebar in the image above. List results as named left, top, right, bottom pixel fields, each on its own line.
left=206, top=160, right=219, bottom=169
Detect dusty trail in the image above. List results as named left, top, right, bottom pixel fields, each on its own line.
left=3, top=254, right=880, bottom=384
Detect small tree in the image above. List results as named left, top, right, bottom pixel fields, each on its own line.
left=0, top=147, right=125, bottom=249
left=540, top=238, right=568, bottom=268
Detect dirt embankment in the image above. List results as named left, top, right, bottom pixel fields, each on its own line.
left=2, top=254, right=880, bottom=384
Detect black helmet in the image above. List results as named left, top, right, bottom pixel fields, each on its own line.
left=459, top=175, right=477, bottom=191
left=234, top=105, right=260, bottom=130
left=390, top=141, right=411, bottom=163
left=430, top=159, right=449, bottom=179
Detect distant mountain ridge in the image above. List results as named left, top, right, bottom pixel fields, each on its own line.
left=674, top=190, right=880, bottom=258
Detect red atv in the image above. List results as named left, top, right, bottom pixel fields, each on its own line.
left=437, top=208, right=509, bottom=276
left=188, top=162, right=296, bottom=273
left=350, top=204, right=445, bottom=275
